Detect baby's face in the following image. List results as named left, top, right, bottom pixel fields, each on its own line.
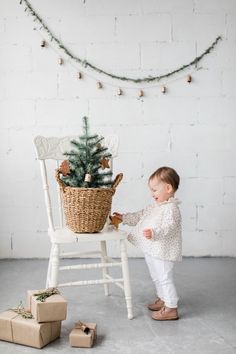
left=149, top=177, right=174, bottom=203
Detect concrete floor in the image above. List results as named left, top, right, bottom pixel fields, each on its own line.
left=0, top=258, right=236, bottom=354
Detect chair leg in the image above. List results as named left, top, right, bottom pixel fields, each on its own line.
left=120, top=239, right=133, bottom=319
left=50, top=244, right=60, bottom=287
left=100, top=240, right=109, bottom=296
left=46, top=245, right=54, bottom=288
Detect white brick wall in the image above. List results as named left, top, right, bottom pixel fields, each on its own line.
left=0, top=0, right=235, bottom=258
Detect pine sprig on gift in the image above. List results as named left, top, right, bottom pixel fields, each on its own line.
left=33, top=288, right=60, bottom=302
left=11, top=301, right=33, bottom=319
left=61, top=117, right=113, bottom=188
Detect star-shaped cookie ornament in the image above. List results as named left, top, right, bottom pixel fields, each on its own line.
left=100, top=157, right=110, bottom=170
left=109, top=215, right=122, bottom=229
left=59, top=160, right=70, bottom=176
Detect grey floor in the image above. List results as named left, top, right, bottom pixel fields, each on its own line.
left=0, top=258, right=236, bottom=354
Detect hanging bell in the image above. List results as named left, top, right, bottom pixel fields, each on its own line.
left=97, top=81, right=102, bottom=89
left=117, top=88, right=123, bottom=96
left=40, top=40, right=46, bottom=48
left=161, top=85, right=167, bottom=94
left=187, top=75, right=192, bottom=83
left=58, top=58, right=64, bottom=65
left=77, top=72, right=82, bottom=79
left=84, top=173, right=92, bottom=182
left=138, top=90, right=144, bottom=97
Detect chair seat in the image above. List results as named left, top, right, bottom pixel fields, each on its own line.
left=49, top=226, right=127, bottom=244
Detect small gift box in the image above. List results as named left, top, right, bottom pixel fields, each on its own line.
left=27, top=288, right=67, bottom=323
left=69, top=321, right=97, bottom=348
left=0, top=309, right=61, bottom=349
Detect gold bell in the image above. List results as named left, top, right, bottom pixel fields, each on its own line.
left=40, top=40, right=46, bottom=48
left=84, top=173, right=92, bottom=182
left=187, top=75, right=192, bottom=83
left=138, top=90, right=144, bottom=97
left=117, top=88, right=123, bottom=96
left=77, top=72, right=82, bottom=79
left=161, top=85, right=166, bottom=94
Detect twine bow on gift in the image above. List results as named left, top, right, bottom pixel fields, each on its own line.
left=75, top=321, right=90, bottom=335
left=33, top=287, right=60, bottom=302
left=10, top=301, right=33, bottom=319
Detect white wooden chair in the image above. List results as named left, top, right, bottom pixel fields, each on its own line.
left=34, top=135, right=133, bottom=319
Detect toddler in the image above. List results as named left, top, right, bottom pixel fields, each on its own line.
left=114, top=166, right=182, bottom=321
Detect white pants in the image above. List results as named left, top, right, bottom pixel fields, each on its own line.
left=144, top=253, right=179, bottom=308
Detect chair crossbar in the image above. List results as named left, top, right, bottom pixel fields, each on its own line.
left=60, top=251, right=102, bottom=258
left=59, top=262, right=122, bottom=271
left=58, top=277, right=124, bottom=287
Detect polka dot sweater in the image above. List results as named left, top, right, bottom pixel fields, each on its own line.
left=122, top=197, right=182, bottom=262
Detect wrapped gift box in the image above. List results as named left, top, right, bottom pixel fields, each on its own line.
left=0, top=310, right=61, bottom=349
left=27, top=289, right=67, bottom=323
left=69, top=322, right=97, bottom=348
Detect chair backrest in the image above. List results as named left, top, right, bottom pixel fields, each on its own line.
left=34, top=135, right=119, bottom=231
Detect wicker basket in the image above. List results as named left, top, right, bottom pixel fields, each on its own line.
left=56, top=171, right=123, bottom=233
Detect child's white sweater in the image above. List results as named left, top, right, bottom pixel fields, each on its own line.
left=123, top=197, right=182, bottom=262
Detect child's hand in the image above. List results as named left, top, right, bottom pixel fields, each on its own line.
left=113, top=212, right=123, bottom=222
left=143, top=228, right=153, bottom=239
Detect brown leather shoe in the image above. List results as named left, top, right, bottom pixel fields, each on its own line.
left=152, top=306, right=179, bottom=321
left=148, top=298, right=165, bottom=311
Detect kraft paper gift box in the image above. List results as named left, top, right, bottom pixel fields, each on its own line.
left=0, top=310, right=61, bottom=349
left=27, top=288, right=67, bottom=323
left=69, top=322, right=97, bottom=348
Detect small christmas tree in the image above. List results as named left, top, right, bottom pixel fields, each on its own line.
left=60, top=117, right=113, bottom=188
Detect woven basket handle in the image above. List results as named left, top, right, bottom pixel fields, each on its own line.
left=55, top=169, right=66, bottom=192
left=112, top=173, right=123, bottom=189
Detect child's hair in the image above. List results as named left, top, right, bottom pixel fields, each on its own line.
left=149, top=166, right=180, bottom=192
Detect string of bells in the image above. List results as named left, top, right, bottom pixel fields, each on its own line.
left=40, top=39, right=193, bottom=98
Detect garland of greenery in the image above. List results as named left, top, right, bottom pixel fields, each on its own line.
left=19, top=0, right=222, bottom=84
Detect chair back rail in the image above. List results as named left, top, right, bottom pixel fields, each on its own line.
left=34, top=135, right=119, bottom=160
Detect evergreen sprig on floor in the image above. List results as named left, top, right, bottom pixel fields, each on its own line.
left=61, top=117, right=113, bottom=188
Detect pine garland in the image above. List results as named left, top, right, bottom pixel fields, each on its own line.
left=19, top=0, right=222, bottom=84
